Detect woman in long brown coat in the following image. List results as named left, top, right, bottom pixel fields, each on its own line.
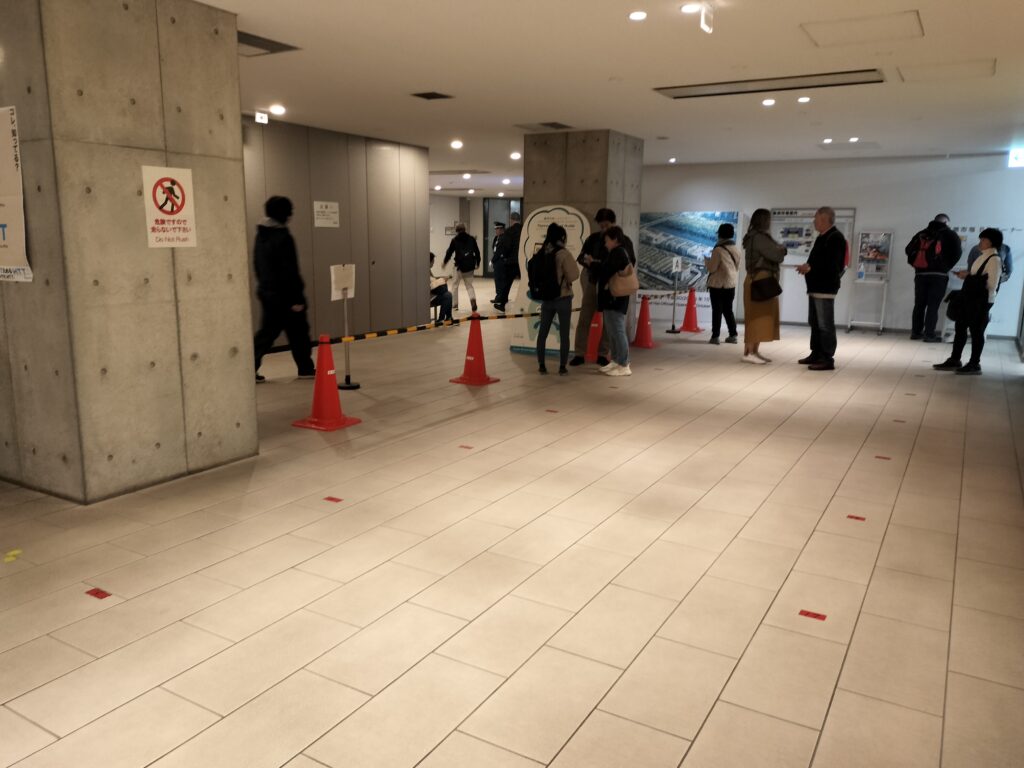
left=742, top=209, right=787, bottom=363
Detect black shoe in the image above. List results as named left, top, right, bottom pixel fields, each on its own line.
left=923, top=334, right=943, bottom=343
left=297, top=370, right=316, bottom=379
left=956, top=363, right=982, bottom=375
left=709, top=337, right=721, bottom=345
left=725, top=336, right=738, bottom=344
left=933, top=358, right=961, bottom=371
left=798, top=355, right=819, bottom=365
left=255, top=373, right=266, bottom=383
left=910, top=333, right=923, bottom=340
left=495, top=304, right=506, bottom=313
left=596, top=356, right=610, bottom=367
left=569, top=356, right=585, bottom=367
left=470, top=299, right=478, bottom=313
left=558, top=367, right=568, bottom=376
left=809, top=361, right=835, bottom=371
left=538, top=365, right=548, bottom=375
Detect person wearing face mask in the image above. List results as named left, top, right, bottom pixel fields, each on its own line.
left=933, top=228, right=1004, bottom=376
left=530, top=223, right=580, bottom=375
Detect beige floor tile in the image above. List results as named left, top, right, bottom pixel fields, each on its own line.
left=617, top=484, right=702, bottom=522
left=297, top=526, right=424, bottom=583
left=459, top=470, right=544, bottom=502
left=513, top=544, right=633, bottom=611
left=489, top=514, right=593, bottom=565
left=462, top=647, right=620, bottom=763
left=112, top=509, right=237, bottom=556
left=550, top=710, right=690, bottom=768
left=949, top=606, right=1024, bottom=688
left=386, top=494, right=491, bottom=536
left=473, top=492, right=560, bottom=529
left=309, top=603, right=465, bottom=694
left=738, top=503, right=823, bottom=550
left=307, top=654, right=503, bottom=768
left=954, top=557, right=1024, bottom=619
left=794, top=532, right=880, bottom=585
left=548, top=585, right=676, bottom=668
left=960, top=486, right=1024, bottom=527
left=708, top=538, right=800, bottom=591
left=815, top=496, right=893, bottom=542
left=0, top=707, right=55, bottom=766
left=599, top=637, right=735, bottom=738
left=681, top=702, right=817, bottom=768
left=185, top=569, right=337, bottom=641
left=420, top=732, right=543, bottom=767
left=942, top=673, right=1024, bottom=768
left=202, top=503, right=338, bottom=551
left=411, top=552, right=538, bottom=620
left=9, top=622, right=227, bottom=735
left=839, top=613, right=948, bottom=715
left=698, top=479, right=776, bottom=518
left=836, top=470, right=902, bottom=506
left=439, top=595, right=571, bottom=676
left=393, top=519, right=512, bottom=575
left=578, top=512, right=673, bottom=557
left=769, top=474, right=842, bottom=512
left=0, top=544, right=141, bottom=612
left=613, top=541, right=715, bottom=600
left=165, top=610, right=358, bottom=715
left=152, top=671, right=367, bottom=768
left=0, top=583, right=126, bottom=653
left=876, top=525, right=955, bottom=581
left=91, top=540, right=237, bottom=599
left=309, top=561, right=439, bottom=627
left=659, top=575, right=774, bottom=658
left=862, top=567, right=953, bottom=631
left=282, top=756, right=328, bottom=768
left=49, top=575, right=233, bottom=656
left=812, top=690, right=941, bottom=768
left=765, top=571, right=866, bottom=644
left=0, top=635, right=93, bottom=704
left=891, top=492, right=959, bottom=535
left=722, top=625, right=846, bottom=729
left=958, top=517, right=1024, bottom=569
left=289, top=498, right=409, bottom=546
left=660, top=507, right=748, bottom=553
left=198, top=534, right=330, bottom=589
left=9, top=689, right=216, bottom=768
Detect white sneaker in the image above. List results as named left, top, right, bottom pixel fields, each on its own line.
left=742, top=354, right=766, bottom=365
left=607, top=364, right=632, bottom=377
left=599, top=361, right=619, bottom=373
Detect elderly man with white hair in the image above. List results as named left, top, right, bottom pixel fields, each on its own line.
left=795, top=206, right=847, bottom=371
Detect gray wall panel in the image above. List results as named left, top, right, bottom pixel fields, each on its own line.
left=366, top=141, right=403, bottom=331
left=346, top=138, right=372, bottom=335
left=399, top=145, right=418, bottom=325
left=241, top=123, right=267, bottom=329
left=308, top=129, right=352, bottom=337
left=0, top=0, right=53, bottom=142
left=412, top=148, right=430, bottom=324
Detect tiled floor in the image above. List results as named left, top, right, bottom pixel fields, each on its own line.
left=1, top=316, right=1023, bottom=768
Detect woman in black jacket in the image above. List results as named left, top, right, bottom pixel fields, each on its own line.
left=584, top=225, right=635, bottom=377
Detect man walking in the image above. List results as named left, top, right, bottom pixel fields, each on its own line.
left=444, top=223, right=482, bottom=313
left=491, top=221, right=513, bottom=312
left=253, top=196, right=316, bottom=382
left=905, top=214, right=962, bottom=342
left=796, top=207, right=846, bottom=371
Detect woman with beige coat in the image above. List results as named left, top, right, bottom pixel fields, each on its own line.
left=742, top=209, right=787, bottom=364
left=704, top=222, right=742, bottom=344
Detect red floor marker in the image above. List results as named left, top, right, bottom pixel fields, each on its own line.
left=459, top=445, right=473, bottom=450
left=847, top=515, right=867, bottom=521
left=874, top=455, right=892, bottom=461
left=324, top=496, right=343, bottom=503
left=799, top=610, right=827, bottom=621
left=86, top=588, right=111, bottom=599
left=545, top=409, right=559, bottom=413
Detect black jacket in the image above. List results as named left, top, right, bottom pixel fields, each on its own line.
left=492, top=233, right=513, bottom=264
left=594, top=245, right=635, bottom=314
left=579, top=231, right=636, bottom=282
left=905, top=221, right=962, bottom=275
left=444, top=232, right=481, bottom=272
left=804, top=227, right=847, bottom=295
left=254, top=222, right=306, bottom=306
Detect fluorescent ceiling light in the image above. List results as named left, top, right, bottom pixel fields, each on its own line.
left=762, top=98, right=776, bottom=106
left=434, top=185, right=442, bottom=191
left=450, top=139, right=464, bottom=149
left=849, top=137, right=860, bottom=143
left=502, top=178, right=511, bottom=185
left=468, top=189, right=475, bottom=194
left=681, top=3, right=701, bottom=14
left=629, top=11, right=647, bottom=21
left=669, top=157, right=677, bottom=163
left=655, top=69, right=885, bottom=100
left=498, top=192, right=505, bottom=197
left=798, top=96, right=811, bottom=103
left=700, top=4, right=713, bottom=34
left=462, top=173, right=472, bottom=179
left=269, top=104, right=286, bottom=115
left=823, top=138, right=833, bottom=144
left=510, top=152, right=522, bottom=160
left=1009, top=149, right=1024, bottom=168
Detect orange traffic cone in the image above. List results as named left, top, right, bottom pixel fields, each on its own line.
left=631, top=295, right=657, bottom=349
left=451, top=315, right=500, bottom=386
left=293, top=336, right=362, bottom=431
left=680, top=288, right=704, bottom=333
left=584, top=311, right=605, bottom=363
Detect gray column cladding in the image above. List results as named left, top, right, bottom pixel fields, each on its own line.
left=0, top=0, right=257, bottom=502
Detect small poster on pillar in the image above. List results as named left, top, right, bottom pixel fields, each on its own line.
left=0, top=106, right=32, bottom=282
left=142, top=166, right=197, bottom=248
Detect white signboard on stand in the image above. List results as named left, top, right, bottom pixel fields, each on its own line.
left=142, top=166, right=197, bottom=248
left=314, top=201, right=340, bottom=228
left=331, top=264, right=356, bottom=300
left=0, top=106, right=32, bottom=282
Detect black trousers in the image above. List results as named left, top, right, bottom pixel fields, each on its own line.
left=537, top=296, right=573, bottom=367
left=254, top=299, right=315, bottom=374
left=708, top=287, right=737, bottom=338
left=808, top=297, right=837, bottom=364
left=951, top=302, right=993, bottom=365
left=493, top=262, right=513, bottom=306
left=912, top=274, right=949, bottom=337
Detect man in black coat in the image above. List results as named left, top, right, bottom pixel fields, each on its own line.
left=491, top=222, right=513, bottom=312
left=905, top=214, right=962, bottom=342
left=505, top=211, right=523, bottom=284
left=253, top=196, right=315, bottom=382
left=796, top=207, right=847, bottom=371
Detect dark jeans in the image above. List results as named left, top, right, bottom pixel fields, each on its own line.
left=537, top=296, right=573, bottom=367
left=430, top=287, right=453, bottom=320
left=493, top=261, right=513, bottom=306
left=254, top=299, right=314, bottom=374
left=912, top=274, right=949, bottom=337
left=951, top=302, right=993, bottom=364
left=708, top=287, right=737, bottom=339
left=808, top=297, right=837, bottom=364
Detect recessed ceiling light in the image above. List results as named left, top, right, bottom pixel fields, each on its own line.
left=629, top=11, right=647, bottom=21
left=462, top=173, right=472, bottom=180
left=434, top=185, right=442, bottom=191
left=798, top=96, right=811, bottom=104
left=823, top=138, right=833, bottom=144
left=268, top=104, right=286, bottom=116
left=450, top=139, right=464, bottom=149
left=498, top=192, right=505, bottom=198
left=468, top=189, right=475, bottom=195
left=681, top=2, right=701, bottom=13
left=762, top=98, right=776, bottom=107
left=510, top=152, right=522, bottom=160
left=849, top=137, right=860, bottom=143
left=502, top=178, right=511, bottom=185
left=669, top=158, right=677, bottom=164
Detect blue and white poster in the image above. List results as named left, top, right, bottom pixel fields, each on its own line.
left=639, top=211, right=740, bottom=292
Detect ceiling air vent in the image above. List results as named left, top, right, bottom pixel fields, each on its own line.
left=237, top=31, right=299, bottom=57
left=656, top=69, right=885, bottom=100
left=412, top=92, right=453, bottom=100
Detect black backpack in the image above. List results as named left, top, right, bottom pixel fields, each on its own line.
left=528, top=248, right=561, bottom=301
left=454, top=243, right=477, bottom=272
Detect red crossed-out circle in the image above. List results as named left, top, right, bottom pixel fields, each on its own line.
left=152, top=177, right=186, bottom=216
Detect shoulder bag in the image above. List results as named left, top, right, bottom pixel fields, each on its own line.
left=609, top=261, right=640, bottom=297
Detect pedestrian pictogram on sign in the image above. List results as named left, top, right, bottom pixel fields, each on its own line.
left=142, top=166, right=197, bottom=248
left=153, top=177, right=186, bottom=216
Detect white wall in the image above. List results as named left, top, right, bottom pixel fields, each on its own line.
left=429, top=194, right=460, bottom=259
left=643, top=156, right=1024, bottom=337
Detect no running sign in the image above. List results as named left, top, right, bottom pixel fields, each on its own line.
left=142, top=166, right=197, bottom=248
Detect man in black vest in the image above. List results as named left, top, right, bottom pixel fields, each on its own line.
left=796, top=207, right=847, bottom=371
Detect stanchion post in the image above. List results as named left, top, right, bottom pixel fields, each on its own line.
left=338, top=286, right=360, bottom=391
left=666, top=269, right=682, bottom=334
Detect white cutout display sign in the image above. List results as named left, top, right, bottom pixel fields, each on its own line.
left=0, top=106, right=32, bottom=282
left=142, top=166, right=197, bottom=248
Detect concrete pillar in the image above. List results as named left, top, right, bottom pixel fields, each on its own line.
left=0, top=0, right=256, bottom=502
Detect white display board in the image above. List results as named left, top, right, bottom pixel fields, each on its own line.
left=331, top=264, right=356, bottom=300
left=0, top=106, right=31, bottom=282
left=142, top=166, right=197, bottom=248
left=771, top=207, right=855, bottom=266
left=314, top=201, right=340, bottom=228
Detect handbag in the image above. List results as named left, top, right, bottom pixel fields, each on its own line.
left=609, top=262, right=640, bottom=297
left=750, top=271, right=782, bottom=302
left=944, top=290, right=962, bottom=322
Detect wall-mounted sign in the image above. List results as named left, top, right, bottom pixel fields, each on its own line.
left=314, top=201, right=340, bottom=228
left=771, top=207, right=855, bottom=266
left=142, top=166, right=196, bottom=248
left=0, top=106, right=32, bottom=282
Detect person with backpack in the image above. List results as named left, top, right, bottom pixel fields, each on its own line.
left=704, top=222, right=742, bottom=345
left=585, top=225, right=636, bottom=377
left=967, top=239, right=1013, bottom=283
left=905, top=214, right=962, bottom=342
left=444, top=223, right=482, bottom=313
left=933, top=228, right=1004, bottom=376
left=529, top=223, right=580, bottom=375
